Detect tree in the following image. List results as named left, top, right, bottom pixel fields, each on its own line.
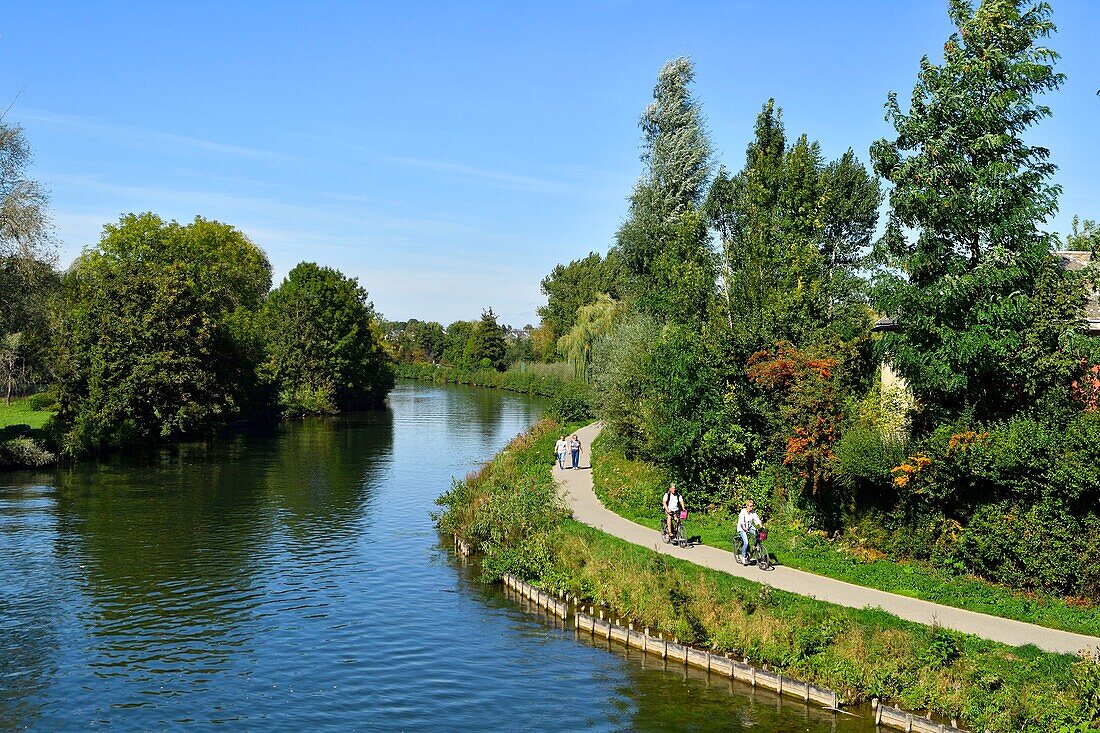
left=0, top=120, right=52, bottom=273
left=556, top=294, right=623, bottom=381
left=57, top=214, right=273, bottom=453
left=869, top=0, right=1090, bottom=421
left=464, top=308, right=507, bottom=371
left=263, top=262, right=394, bottom=414
left=706, top=101, right=879, bottom=346
left=537, top=251, right=624, bottom=341
left=614, top=57, right=715, bottom=322
left=442, top=320, right=475, bottom=368
left=1, top=120, right=55, bottom=395
left=705, top=100, right=788, bottom=341
left=1065, top=216, right=1100, bottom=252
left=819, top=149, right=882, bottom=335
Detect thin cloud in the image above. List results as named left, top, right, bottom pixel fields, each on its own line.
left=381, top=154, right=570, bottom=194
left=19, top=109, right=280, bottom=160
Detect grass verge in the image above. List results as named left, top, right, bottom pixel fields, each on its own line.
left=437, top=419, right=1100, bottom=732
left=589, top=432, right=1100, bottom=639
left=0, top=397, right=54, bottom=431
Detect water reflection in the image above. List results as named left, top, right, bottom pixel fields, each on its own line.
left=1, top=383, right=871, bottom=732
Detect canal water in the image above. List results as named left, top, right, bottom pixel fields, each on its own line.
left=1, top=382, right=875, bottom=731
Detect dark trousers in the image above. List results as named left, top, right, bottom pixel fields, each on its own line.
left=570, top=449, right=580, bottom=468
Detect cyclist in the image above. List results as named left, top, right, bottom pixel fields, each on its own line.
left=662, top=483, right=686, bottom=539
left=736, top=499, right=763, bottom=565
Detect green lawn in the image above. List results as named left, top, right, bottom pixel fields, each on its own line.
left=590, top=432, right=1100, bottom=639
left=0, top=397, right=54, bottom=432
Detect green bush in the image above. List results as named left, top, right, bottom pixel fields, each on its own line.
left=546, top=380, right=593, bottom=422
left=279, top=385, right=338, bottom=416
left=27, top=390, right=59, bottom=412
left=834, top=423, right=908, bottom=503
left=955, top=499, right=1083, bottom=595
left=0, top=436, right=56, bottom=468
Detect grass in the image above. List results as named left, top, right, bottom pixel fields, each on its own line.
left=437, top=418, right=1100, bottom=731
left=395, top=361, right=570, bottom=397
left=0, top=397, right=54, bottom=432
left=589, top=431, right=1100, bottom=639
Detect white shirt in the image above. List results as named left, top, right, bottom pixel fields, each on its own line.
left=737, top=508, right=762, bottom=532
left=555, top=439, right=567, bottom=455
left=664, top=492, right=683, bottom=513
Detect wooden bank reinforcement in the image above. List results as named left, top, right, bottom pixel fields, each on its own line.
left=498, top=568, right=968, bottom=733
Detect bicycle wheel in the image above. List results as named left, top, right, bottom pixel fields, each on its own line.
left=662, top=522, right=670, bottom=544
left=757, top=544, right=770, bottom=570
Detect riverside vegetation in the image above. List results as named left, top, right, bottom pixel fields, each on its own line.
left=437, top=418, right=1100, bottom=733
left=497, top=0, right=1100, bottom=619
left=1, top=126, right=394, bottom=467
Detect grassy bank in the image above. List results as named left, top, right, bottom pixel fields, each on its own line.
left=0, top=397, right=57, bottom=469
left=589, top=432, right=1100, bottom=639
left=0, top=397, right=54, bottom=431
left=396, top=361, right=570, bottom=397
left=396, top=362, right=593, bottom=422
left=436, top=419, right=1100, bottom=732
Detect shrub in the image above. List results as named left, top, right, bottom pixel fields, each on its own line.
left=279, top=384, right=338, bottom=416
left=956, top=500, right=1083, bottom=595
left=546, top=380, right=593, bottom=422
left=834, top=423, right=909, bottom=504
left=0, top=437, right=56, bottom=468
left=28, top=390, right=59, bottom=412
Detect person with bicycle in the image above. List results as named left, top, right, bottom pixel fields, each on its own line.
left=662, top=483, right=686, bottom=539
left=736, top=499, right=763, bottom=565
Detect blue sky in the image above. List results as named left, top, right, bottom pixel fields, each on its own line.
left=2, top=1, right=1097, bottom=326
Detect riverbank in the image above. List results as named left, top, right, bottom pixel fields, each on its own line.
left=437, top=419, right=1100, bottom=732
left=0, top=397, right=56, bottom=469
left=589, top=432, right=1100, bottom=639
left=396, top=362, right=591, bottom=420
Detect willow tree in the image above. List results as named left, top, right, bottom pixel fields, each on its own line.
left=870, top=0, right=1093, bottom=421
left=556, top=294, right=623, bottom=381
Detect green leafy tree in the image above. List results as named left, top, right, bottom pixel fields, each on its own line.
left=1, top=120, right=56, bottom=398
left=707, top=102, right=880, bottom=345
left=57, top=213, right=273, bottom=453
left=537, top=251, right=624, bottom=341
left=263, top=262, right=393, bottom=414
left=441, top=320, right=475, bottom=368
left=464, top=308, right=507, bottom=371
left=706, top=100, right=786, bottom=338
left=614, top=57, right=715, bottom=323
left=556, top=293, right=623, bottom=381
left=869, top=0, right=1092, bottom=421
left=819, top=149, right=882, bottom=335
left=1065, top=216, right=1099, bottom=252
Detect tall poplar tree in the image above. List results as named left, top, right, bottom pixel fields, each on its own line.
left=869, top=0, right=1092, bottom=420
left=615, top=57, right=715, bottom=323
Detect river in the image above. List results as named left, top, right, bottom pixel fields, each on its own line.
left=1, top=381, right=874, bottom=731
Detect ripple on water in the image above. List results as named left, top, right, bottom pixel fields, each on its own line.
left=0, top=384, right=873, bottom=732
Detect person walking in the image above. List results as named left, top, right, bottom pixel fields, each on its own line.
left=554, top=435, right=567, bottom=470
left=569, top=434, right=581, bottom=470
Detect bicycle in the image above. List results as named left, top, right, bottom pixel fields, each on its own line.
left=739, top=526, right=772, bottom=570
left=662, top=510, right=688, bottom=547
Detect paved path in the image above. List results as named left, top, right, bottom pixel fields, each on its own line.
left=556, top=422, right=1100, bottom=655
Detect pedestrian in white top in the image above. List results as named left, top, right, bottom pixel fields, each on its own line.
left=737, top=500, right=762, bottom=564
left=554, top=435, right=567, bottom=469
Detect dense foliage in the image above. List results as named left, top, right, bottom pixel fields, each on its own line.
left=56, top=214, right=274, bottom=454
left=869, top=0, right=1096, bottom=423
left=263, top=262, right=393, bottom=415
left=437, top=419, right=1100, bottom=732
left=531, top=0, right=1100, bottom=608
